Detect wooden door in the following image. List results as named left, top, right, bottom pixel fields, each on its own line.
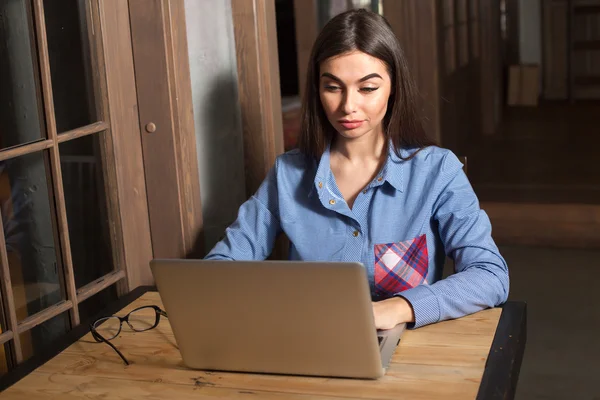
left=128, top=0, right=203, bottom=259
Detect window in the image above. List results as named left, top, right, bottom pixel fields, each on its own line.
left=0, top=0, right=126, bottom=369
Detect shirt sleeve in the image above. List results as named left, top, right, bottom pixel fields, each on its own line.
left=397, top=151, right=509, bottom=329
left=204, top=159, right=282, bottom=261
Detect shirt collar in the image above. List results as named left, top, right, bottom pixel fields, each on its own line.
left=312, top=139, right=404, bottom=195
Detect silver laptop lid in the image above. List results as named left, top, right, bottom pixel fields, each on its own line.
left=150, top=259, right=386, bottom=379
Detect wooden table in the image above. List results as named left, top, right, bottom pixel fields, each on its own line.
left=0, top=287, right=526, bottom=399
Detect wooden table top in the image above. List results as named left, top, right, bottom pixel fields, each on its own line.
left=0, top=287, right=526, bottom=399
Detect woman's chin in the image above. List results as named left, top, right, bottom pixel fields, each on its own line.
left=335, top=126, right=376, bottom=140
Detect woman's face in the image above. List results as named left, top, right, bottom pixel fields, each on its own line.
left=319, top=50, right=392, bottom=141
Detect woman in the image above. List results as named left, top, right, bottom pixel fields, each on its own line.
left=205, top=9, right=509, bottom=330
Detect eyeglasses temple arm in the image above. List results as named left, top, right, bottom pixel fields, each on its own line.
left=91, top=329, right=130, bottom=366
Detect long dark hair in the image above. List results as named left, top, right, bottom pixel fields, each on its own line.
left=297, top=8, right=436, bottom=160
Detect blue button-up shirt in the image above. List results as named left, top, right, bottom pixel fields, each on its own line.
left=205, top=142, right=509, bottom=328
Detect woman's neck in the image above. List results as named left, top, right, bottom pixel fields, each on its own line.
left=331, top=129, right=387, bottom=165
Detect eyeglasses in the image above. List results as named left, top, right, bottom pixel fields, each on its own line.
left=89, top=305, right=168, bottom=365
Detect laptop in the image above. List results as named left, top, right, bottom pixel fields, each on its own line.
left=150, top=259, right=406, bottom=379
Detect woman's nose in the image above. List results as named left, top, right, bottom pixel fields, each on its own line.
left=341, top=91, right=358, bottom=115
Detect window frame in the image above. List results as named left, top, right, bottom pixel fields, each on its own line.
left=0, top=0, right=202, bottom=369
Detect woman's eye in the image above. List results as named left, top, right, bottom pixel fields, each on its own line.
left=324, top=85, right=341, bottom=92
left=360, top=87, right=379, bottom=93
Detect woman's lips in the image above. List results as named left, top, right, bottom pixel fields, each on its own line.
left=339, top=120, right=364, bottom=129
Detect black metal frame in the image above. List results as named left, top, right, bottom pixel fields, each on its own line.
left=90, top=304, right=167, bottom=365
left=476, top=301, right=528, bottom=399
left=0, top=286, right=527, bottom=399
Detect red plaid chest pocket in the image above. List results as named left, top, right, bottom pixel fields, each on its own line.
left=374, top=234, right=429, bottom=297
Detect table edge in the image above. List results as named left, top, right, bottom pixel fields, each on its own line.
left=476, top=300, right=528, bottom=400
left=0, top=285, right=155, bottom=392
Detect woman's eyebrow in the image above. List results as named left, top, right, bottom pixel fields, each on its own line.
left=320, top=72, right=343, bottom=83
left=320, top=72, right=383, bottom=83
left=358, top=73, right=383, bottom=82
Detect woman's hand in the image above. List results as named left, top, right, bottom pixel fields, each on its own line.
left=372, top=296, right=415, bottom=330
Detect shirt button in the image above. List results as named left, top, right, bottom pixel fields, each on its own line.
left=318, top=182, right=323, bottom=189
left=377, top=177, right=383, bottom=182
left=352, top=230, right=359, bottom=237
left=329, top=199, right=335, bottom=205
left=362, top=189, right=367, bottom=194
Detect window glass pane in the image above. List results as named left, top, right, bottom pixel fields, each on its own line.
left=0, top=343, right=9, bottom=376
left=19, top=311, right=69, bottom=362
left=60, top=133, right=115, bottom=289
left=0, top=0, right=46, bottom=150
left=44, top=0, right=98, bottom=133
left=78, top=285, right=118, bottom=323
left=0, top=151, right=64, bottom=320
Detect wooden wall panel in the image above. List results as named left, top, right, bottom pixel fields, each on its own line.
left=99, top=0, right=154, bottom=288
left=231, top=0, right=285, bottom=197
left=384, top=0, right=442, bottom=144
left=162, top=0, right=204, bottom=256
left=231, top=0, right=286, bottom=259
left=293, top=0, right=318, bottom=102
left=543, top=0, right=569, bottom=99
left=480, top=0, right=503, bottom=136
left=436, top=0, right=483, bottom=155
left=128, top=0, right=203, bottom=260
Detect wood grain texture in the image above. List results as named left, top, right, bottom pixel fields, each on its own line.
left=293, top=0, right=318, bottom=102
left=479, top=0, right=503, bottom=136
left=128, top=0, right=184, bottom=259
left=128, top=0, right=203, bottom=260
left=98, top=0, right=154, bottom=288
left=231, top=0, right=285, bottom=198
left=32, top=0, right=80, bottom=327
left=2, top=292, right=502, bottom=400
left=0, top=331, right=13, bottom=346
left=0, top=140, right=53, bottom=163
left=162, top=0, right=204, bottom=257
left=87, top=0, right=128, bottom=297
left=76, top=270, right=126, bottom=304
left=56, top=121, right=108, bottom=143
left=440, top=28, right=481, bottom=153
left=383, top=0, right=441, bottom=144
left=16, top=301, right=72, bottom=334
left=231, top=0, right=287, bottom=259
